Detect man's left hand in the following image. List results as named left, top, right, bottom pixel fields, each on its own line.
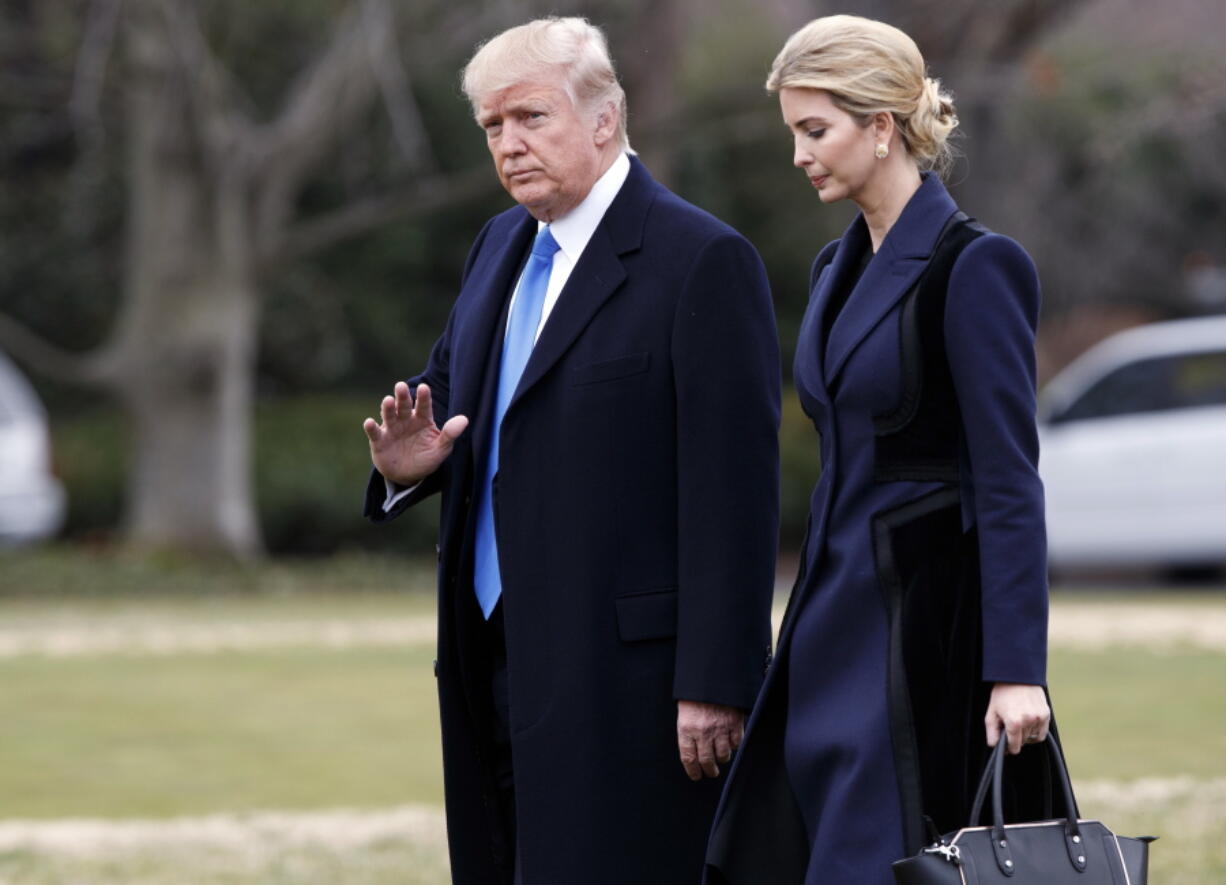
left=677, top=700, right=746, bottom=781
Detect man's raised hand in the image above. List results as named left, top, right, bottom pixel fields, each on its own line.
left=363, top=382, right=469, bottom=487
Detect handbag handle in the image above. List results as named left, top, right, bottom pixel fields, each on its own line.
left=967, top=732, right=1088, bottom=875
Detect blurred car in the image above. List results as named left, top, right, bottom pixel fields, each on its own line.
left=1038, top=315, right=1226, bottom=570
left=0, top=350, right=65, bottom=546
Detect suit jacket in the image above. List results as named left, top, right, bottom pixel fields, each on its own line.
left=366, top=157, right=781, bottom=885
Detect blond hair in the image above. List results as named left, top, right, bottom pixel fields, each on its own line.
left=462, top=17, right=632, bottom=152
left=766, top=15, right=958, bottom=176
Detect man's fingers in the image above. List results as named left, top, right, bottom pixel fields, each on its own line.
left=440, top=414, right=470, bottom=441
left=714, top=731, right=733, bottom=766
left=697, top=738, right=719, bottom=779
left=729, top=712, right=746, bottom=751
left=380, top=395, right=397, bottom=426
left=411, top=383, right=431, bottom=424
left=678, top=736, right=702, bottom=782
left=362, top=417, right=381, bottom=443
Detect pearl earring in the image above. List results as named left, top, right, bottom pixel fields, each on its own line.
left=875, top=144, right=889, bottom=160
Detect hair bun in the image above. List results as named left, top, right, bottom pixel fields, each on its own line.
left=921, top=76, right=958, bottom=129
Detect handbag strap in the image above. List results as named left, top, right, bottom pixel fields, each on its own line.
left=965, top=732, right=1092, bottom=876
left=968, top=733, right=1082, bottom=836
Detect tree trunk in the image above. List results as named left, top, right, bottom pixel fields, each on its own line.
left=115, top=0, right=262, bottom=556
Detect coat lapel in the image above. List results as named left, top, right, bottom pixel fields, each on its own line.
left=801, top=219, right=869, bottom=399
left=823, top=174, right=960, bottom=386
left=506, top=157, right=653, bottom=415
left=449, top=212, right=536, bottom=455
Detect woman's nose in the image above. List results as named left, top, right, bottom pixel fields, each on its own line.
left=793, top=137, right=812, bottom=168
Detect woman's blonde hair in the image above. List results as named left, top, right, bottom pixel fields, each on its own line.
left=766, top=15, right=958, bottom=176
left=463, top=17, right=631, bottom=152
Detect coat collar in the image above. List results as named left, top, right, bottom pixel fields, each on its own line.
left=821, top=172, right=959, bottom=385
left=449, top=155, right=654, bottom=426
left=507, top=155, right=653, bottom=413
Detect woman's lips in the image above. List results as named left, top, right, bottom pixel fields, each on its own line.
left=810, top=175, right=828, bottom=188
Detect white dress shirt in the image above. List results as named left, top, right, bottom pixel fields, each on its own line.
left=383, top=153, right=632, bottom=511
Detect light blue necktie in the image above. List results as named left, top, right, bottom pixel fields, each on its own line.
left=473, top=226, right=560, bottom=618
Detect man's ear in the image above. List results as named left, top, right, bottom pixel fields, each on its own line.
left=593, top=101, right=619, bottom=146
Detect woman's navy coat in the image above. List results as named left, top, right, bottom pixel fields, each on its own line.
left=707, top=174, right=1057, bottom=885
left=367, top=158, right=780, bottom=884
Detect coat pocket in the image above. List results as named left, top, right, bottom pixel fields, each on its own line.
left=572, top=352, right=650, bottom=386
left=614, top=588, right=678, bottom=642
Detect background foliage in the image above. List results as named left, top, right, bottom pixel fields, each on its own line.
left=3, top=0, right=1226, bottom=554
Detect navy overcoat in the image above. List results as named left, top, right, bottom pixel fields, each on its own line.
left=367, top=158, right=780, bottom=884
left=706, top=174, right=1060, bottom=885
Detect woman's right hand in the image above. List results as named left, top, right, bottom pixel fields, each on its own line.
left=985, top=682, right=1050, bottom=755
left=363, top=382, right=468, bottom=486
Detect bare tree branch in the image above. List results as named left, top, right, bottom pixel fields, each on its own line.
left=248, top=1, right=457, bottom=262
left=1088, top=67, right=1226, bottom=163
left=69, top=0, right=123, bottom=139
left=249, top=4, right=381, bottom=177
left=244, top=3, right=385, bottom=256
left=897, top=0, right=1089, bottom=63
left=155, top=0, right=256, bottom=162
left=64, top=0, right=124, bottom=238
left=360, top=0, right=436, bottom=172
left=0, top=313, right=116, bottom=386
left=269, top=165, right=496, bottom=265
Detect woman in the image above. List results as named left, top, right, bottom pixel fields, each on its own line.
left=705, top=16, right=1066, bottom=885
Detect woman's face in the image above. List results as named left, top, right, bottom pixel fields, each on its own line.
left=779, top=87, right=878, bottom=204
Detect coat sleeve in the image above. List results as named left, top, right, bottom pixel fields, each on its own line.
left=363, top=219, right=494, bottom=523
left=670, top=231, right=782, bottom=710
left=944, top=233, right=1048, bottom=686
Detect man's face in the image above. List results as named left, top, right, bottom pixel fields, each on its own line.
left=477, top=77, right=608, bottom=222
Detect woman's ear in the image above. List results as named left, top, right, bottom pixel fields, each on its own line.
left=872, top=110, right=894, bottom=144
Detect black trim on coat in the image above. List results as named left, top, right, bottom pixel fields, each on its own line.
left=873, top=213, right=988, bottom=484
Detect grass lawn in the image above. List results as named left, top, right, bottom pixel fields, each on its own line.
left=1, top=646, right=443, bottom=819
left=1, top=548, right=1224, bottom=881
left=0, top=546, right=437, bottom=601
left=1052, top=647, right=1226, bottom=782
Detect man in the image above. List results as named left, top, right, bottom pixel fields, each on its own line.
left=363, top=17, right=779, bottom=884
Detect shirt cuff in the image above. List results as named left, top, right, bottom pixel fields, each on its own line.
left=383, top=478, right=419, bottom=513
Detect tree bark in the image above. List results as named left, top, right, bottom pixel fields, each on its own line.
left=113, top=0, right=262, bottom=555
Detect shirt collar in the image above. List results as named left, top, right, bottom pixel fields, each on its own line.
left=540, top=152, right=631, bottom=261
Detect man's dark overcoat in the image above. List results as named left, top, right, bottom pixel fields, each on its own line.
left=705, top=175, right=1067, bottom=885
left=366, top=157, right=780, bottom=884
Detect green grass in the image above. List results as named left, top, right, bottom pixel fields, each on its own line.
left=1052, top=647, right=1226, bottom=782
left=0, top=545, right=436, bottom=600
left=0, top=838, right=453, bottom=885
left=1, top=554, right=1224, bottom=881
left=0, top=645, right=443, bottom=819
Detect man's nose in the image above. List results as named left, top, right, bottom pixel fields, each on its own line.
left=496, top=123, right=527, bottom=157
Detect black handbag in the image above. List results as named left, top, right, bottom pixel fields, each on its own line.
left=892, top=734, right=1155, bottom=884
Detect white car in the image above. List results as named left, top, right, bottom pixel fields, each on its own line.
left=0, top=351, right=66, bottom=546
left=1038, top=315, right=1226, bottom=570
